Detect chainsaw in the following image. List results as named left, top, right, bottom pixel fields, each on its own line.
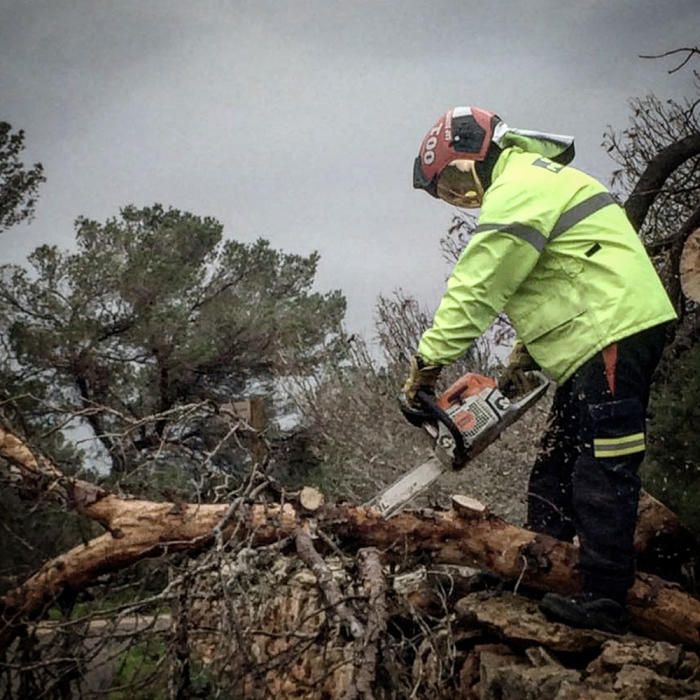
left=369, top=371, right=550, bottom=518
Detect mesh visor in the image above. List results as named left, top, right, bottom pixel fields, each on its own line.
left=436, top=160, right=483, bottom=209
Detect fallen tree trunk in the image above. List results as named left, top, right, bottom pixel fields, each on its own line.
left=2, top=495, right=700, bottom=651
left=1, top=425, right=699, bottom=653
left=0, top=426, right=698, bottom=580
left=1, top=423, right=693, bottom=572
left=635, top=491, right=699, bottom=585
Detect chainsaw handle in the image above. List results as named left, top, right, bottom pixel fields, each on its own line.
left=415, top=389, right=467, bottom=468
left=506, top=370, right=550, bottom=412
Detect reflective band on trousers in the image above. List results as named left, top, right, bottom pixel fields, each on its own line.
left=593, top=432, right=646, bottom=458
left=474, top=191, right=617, bottom=251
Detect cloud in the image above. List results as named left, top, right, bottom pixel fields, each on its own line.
left=2, top=0, right=698, bottom=335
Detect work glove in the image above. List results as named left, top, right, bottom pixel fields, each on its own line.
left=399, top=354, right=443, bottom=427
left=498, top=342, right=539, bottom=399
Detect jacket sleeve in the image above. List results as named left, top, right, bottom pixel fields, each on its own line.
left=417, top=175, right=558, bottom=365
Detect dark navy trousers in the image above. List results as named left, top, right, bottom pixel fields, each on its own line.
left=527, top=324, right=667, bottom=602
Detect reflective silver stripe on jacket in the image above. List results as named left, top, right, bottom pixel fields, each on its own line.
left=474, top=191, right=618, bottom=251
left=472, top=222, right=547, bottom=251
left=550, top=192, right=617, bottom=241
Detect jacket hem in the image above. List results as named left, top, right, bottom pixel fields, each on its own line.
left=554, top=314, right=676, bottom=385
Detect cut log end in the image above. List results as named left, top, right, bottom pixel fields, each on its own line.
left=451, top=494, right=489, bottom=519
left=680, top=227, right=700, bottom=302
left=299, top=486, right=325, bottom=512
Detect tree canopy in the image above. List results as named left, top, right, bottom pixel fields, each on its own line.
left=0, top=204, right=346, bottom=476
left=0, top=122, right=45, bottom=233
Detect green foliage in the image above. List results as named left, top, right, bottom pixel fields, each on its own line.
left=0, top=386, right=96, bottom=592
left=109, top=638, right=167, bottom=699
left=644, top=341, right=700, bottom=536
left=0, top=494, right=98, bottom=595
left=108, top=637, right=214, bottom=699
left=0, top=121, right=45, bottom=232
left=0, top=204, right=346, bottom=478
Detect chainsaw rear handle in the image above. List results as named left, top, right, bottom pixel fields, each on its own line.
left=415, top=389, right=467, bottom=468
left=506, top=370, right=550, bottom=412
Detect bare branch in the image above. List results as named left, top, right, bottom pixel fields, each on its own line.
left=353, top=547, right=387, bottom=699
left=640, top=47, right=700, bottom=74
left=625, top=132, right=700, bottom=232
left=294, top=527, right=365, bottom=641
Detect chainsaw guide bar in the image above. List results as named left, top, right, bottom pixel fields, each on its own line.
left=368, top=371, right=549, bottom=518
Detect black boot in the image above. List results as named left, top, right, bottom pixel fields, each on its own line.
left=539, top=592, right=629, bottom=634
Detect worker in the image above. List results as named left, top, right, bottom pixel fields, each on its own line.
left=401, top=106, right=677, bottom=633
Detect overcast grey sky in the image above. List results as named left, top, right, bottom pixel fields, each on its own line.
left=2, top=0, right=698, bottom=341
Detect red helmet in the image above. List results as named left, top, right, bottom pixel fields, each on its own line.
left=413, top=107, right=501, bottom=198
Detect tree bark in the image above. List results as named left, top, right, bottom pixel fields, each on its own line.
left=635, top=490, right=699, bottom=585
left=353, top=548, right=387, bottom=699
left=1, top=424, right=691, bottom=567
left=2, top=495, right=699, bottom=651
left=169, top=567, right=192, bottom=700
left=625, top=132, right=700, bottom=232
left=2, top=424, right=699, bottom=653
left=295, top=528, right=364, bottom=641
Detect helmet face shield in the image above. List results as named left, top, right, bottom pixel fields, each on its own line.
left=436, top=159, right=484, bottom=208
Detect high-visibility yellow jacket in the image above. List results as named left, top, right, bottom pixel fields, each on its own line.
left=417, top=147, right=677, bottom=383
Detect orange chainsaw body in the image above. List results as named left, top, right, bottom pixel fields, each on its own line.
left=435, top=373, right=500, bottom=439
left=370, top=370, right=549, bottom=517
